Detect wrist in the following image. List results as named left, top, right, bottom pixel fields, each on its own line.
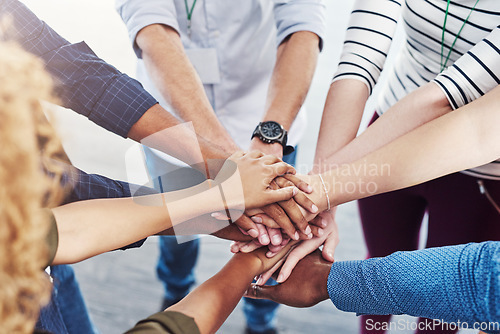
left=250, top=137, right=283, bottom=157
left=316, top=261, right=333, bottom=302
left=307, top=174, right=331, bottom=212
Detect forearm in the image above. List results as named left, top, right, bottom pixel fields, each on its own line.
left=328, top=242, right=500, bottom=327
left=313, top=80, right=369, bottom=171
left=168, top=254, right=260, bottom=334
left=52, top=181, right=228, bottom=264
left=323, top=84, right=500, bottom=206
left=136, top=24, right=238, bottom=153
left=323, top=82, right=452, bottom=167
left=263, top=31, right=319, bottom=130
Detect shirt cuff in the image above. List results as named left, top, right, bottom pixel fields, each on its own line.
left=327, top=259, right=378, bottom=315
left=88, top=75, right=158, bottom=138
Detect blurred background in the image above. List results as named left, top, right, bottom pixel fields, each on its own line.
left=19, top=1, right=475, bottom=333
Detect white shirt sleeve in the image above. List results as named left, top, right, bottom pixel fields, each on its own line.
left=434, top=25, right=500, bottom=110
left=332, top=0, right=403, bottom=94
left=273, top=0, right=327, bottom=50
left=115, top=0, right=180, bottom=58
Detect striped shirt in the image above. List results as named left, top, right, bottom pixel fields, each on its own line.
left=333, top=0, right=500, bottom=179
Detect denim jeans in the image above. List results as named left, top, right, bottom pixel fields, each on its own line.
left=149, top=148, right=297, bottom=332
left=36, top=265, right=98, bottom=334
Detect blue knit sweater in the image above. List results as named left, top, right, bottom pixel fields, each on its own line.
left=327, top=242, right=500, bottom=333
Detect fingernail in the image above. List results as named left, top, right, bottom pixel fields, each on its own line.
left=277, top=273, right=284, bottom=283
left=266, top=251, right=274, bottom=257
left=321, top=219, right=327, bottom=227
left=248, top=229, right=259, bottom=238
left=307, top=233, right=313, bottom=239
left=305, top=226, right=312, bottom=235
left=292, top=187, right=298, bottom=196
left=311, top=204, right=318, bottom=213
left=272, top=235, right=281, bottom=245
left=294, top=231, right=300, bottom=240
left=317, top=228, right=324, bottom=236
left=211, top=212, right=221, bottom=218
left=260, top=234, right=270, bottom=245
left=251, top=216, right=263, bottom=223
left=306, top=185, right=313, bottom=193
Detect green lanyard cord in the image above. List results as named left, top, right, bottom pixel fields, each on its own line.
left=440, top=0, right=480, bottom=72
left=184, top=0, right=198, bottom=24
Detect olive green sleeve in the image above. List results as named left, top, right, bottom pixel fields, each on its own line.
left=124, top=311, right=200, bottom=334
left=42, top=208, right=58, bottom=267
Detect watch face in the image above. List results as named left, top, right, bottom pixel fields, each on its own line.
left=260, top=121, right=282, bottom=140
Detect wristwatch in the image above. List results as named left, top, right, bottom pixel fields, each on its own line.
left=251, top=121, right=295, bottom=155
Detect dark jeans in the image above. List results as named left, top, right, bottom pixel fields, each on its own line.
left=36, top=265, right=97, bottom=334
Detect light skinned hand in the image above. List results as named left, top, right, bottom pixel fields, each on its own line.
left=214, top=150, right=298, bottom=211
left=257, top=210, right=338, bottom=284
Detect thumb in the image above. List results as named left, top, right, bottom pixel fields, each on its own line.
left=244, top=283, right=279, bottom=302
left=265, top=186, right=298, bottom=203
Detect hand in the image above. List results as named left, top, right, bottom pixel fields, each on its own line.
left=259, top=210, right=338, bottom=283
left=214, top=172, right=315, bottom=240
left=249, top=137, right=283, bottom=159
left=247, top=174, right=324, bottom=239
left=215, top=151, right=298, bottom=210
left=245, top=249, right=331, bottom=307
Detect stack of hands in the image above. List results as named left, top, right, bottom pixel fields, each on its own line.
left=211, top=150, right=338, bottom=289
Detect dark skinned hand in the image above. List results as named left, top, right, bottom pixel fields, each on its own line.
left=244, top=249, right=331, bottom=308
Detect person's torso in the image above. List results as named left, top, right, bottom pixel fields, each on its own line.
left=376, top=0, right=500, bottom=179
left=138, top=0, right=307, bottom=169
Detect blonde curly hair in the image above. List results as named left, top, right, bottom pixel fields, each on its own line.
left=0, top=41, right=65, bottom=333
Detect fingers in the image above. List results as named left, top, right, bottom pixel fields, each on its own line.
left=270, top=161, right=296, bottom=177
left=264, top=186, right=298, bottom=205
left=261, top=204, right=299, bottom=240
left=274, top=177, right=317, bottom=215
left=282, top=174, right=313, bottom=193
left=234, top=214, right=259, bottom=239
left=240, top=240, right=265, bottom=253
left=256, top=257, right=284, bottom=285
left=276, top=241, right=319, bottom=283
left=309, top=225, right=324, bottom=238
left=255, top=223, right=270, bottom=245
left=322, top=230, right=339, bottom=262
left=266, top=227, right=283, bottom=246
left=251, top=213, right=280, bottom=229
left=309, top=216, right=327, bottom=228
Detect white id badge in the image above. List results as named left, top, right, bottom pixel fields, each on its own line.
left=185, top=48, right=221, bottom=84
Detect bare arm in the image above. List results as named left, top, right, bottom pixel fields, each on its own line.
left=313, top=79, right=369, bottom=171
left=136, top=24, right=239, bottom=154
left=250, top=31, right=320, bottom=156
left=318, top=84, right=500, bottom=206
left=51, top=151, right=298, bottom=264
left=323, top=82, right=452, bottom=167
left=167, top=242, right=296, bottom=334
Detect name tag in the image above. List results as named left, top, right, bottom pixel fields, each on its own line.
left=185, top=48, right=221, bottom=84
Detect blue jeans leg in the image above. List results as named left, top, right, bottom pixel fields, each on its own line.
left=37, top=265, right=98, bottom=334
left=157, top=236, right=200, bottom=302
left=243, top=148, right=297, bottom=332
